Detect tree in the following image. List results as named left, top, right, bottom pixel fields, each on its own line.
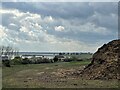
left=67, top=53, right=69, bottom=55
left=53, top=56, right=58, bottom=62
left=0, top=46, right=19, bottom=67
left=11, top=56, right=22, bottom=65
left=0, top=46, right=19, bottom=57
left=59, top=53, right=62, bottom=55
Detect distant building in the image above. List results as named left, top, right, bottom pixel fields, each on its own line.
left=21, top=55, right=44, bottom=59
left=0, top=54, right=18, bottom=61
left=1, top=55, right=9, bottom=61
left=54, top=55, right=66, bottom=61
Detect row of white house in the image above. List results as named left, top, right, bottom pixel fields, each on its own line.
left=0, top=55, right=13, bottom=61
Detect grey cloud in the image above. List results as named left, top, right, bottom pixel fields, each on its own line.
left=2, top=2, right=94, bottom=19
left=89, top=2, right=118, bottom=15
left=1, top=2, right=118, bottom=52
left=2, top=2, right=117, bottom=19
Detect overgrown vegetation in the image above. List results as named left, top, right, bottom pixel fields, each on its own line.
left=11, top=56, right=22, bottom=65
left=10, top=57, right=53, bottom=65
left=2, top=60, right=10, bottom=67
left=2, top=53, right=92, bottom=67
left=0, top=46, right=19, bottom=67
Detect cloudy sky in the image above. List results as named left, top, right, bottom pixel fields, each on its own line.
left=0, top=2, right=118, bottom=52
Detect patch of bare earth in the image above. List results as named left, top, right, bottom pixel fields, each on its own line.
left=80, top=39, right=120, bottom=80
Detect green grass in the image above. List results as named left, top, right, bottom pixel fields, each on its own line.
left=0, top=67, right=2, bottom=89
left=68, top=60, right=91, bottom=65
left=3, top=61, right=90, bottom=77
left=2, top=61, right=119, bottom=88
left=65, top=53, right=93, bottom=59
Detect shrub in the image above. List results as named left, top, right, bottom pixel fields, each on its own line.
left=21, top=58, right=30, bottom=64
left=64, top=56, right=77, bottom=62
left=11, top=56, right=22, bottom=65
left=50, top=59, right=54, bottom=63
left=35, top=57, right=43, bottom=64
left=41, top=58, right=51, bottom=63
left=53, top=56, right=58, bottom=62
left=2, top=60, right=10, bottom=67
left=64, top=58, right=73, bottom=62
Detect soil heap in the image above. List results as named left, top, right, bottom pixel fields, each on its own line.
left=81, top=39, right=120, bottom=80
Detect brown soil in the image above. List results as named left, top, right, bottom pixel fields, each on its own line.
left=80, top=39, right=120, bottom=80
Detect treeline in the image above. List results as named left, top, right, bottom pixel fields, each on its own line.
left=58, top=52, right=92, bottom=55
left=0, top=46, right=19, bottom=67
left=0, top=46, right=92, bottom=67
left=2, top=55, right=91, bottom=67
left=11, top=56, right=54, bottom=65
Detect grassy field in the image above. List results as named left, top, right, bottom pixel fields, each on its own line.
left=0, top=67, right=2, bottom=89
left=65, top=53, right=93, bottom=59
left=2, top=61, right=119, bottom=88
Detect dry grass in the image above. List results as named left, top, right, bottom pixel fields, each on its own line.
left=2, top=61, right=119, bottom=88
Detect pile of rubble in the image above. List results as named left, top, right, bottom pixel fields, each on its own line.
left=81, top=39, right=120, bottom=80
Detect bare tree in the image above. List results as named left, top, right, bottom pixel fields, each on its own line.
left=0, top=46, right=19, bottom=58
left=0, top=46, right=19, bottom=67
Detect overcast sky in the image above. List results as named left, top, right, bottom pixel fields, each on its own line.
left=0, top=2, right=118, bottom=52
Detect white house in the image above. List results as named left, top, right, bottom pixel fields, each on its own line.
left=55, top=55, right=66, bottom=61
left=1, top=55, right=9, bottom=61
left=0, top=55, right=14, bottom=61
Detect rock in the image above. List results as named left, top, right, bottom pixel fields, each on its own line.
left=24, top=80, right=28, bottom=82
left=27, top=77, right=32, bottom=80
left=81, top=39, right=120, bottom=80
left=73, top=83, right=78, bottom=86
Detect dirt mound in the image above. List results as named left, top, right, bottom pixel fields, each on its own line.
left=81, top=39, right=120, bottom=80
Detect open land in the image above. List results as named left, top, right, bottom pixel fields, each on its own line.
left=2, top=60, right=119, bottom=88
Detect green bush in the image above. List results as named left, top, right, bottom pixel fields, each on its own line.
left=11, top=56, right=22, bottom=65
left=21, top=58, right=30, bottom=64
left=64, top=56, right=82, bottom=62
left=41, top=58, right=51, bottom=63
left=64, top=58, right=73, bottom=62
left=53, top=56, right=58, bottom=62
left=34, top=58, right=52, bottom=63
left=11, top=57, right=53, bottom=65
left=35, top=57, right=43, bottom=64
left=2, top=60, right=10, bottom=67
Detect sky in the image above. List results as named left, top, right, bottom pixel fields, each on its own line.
left=0, top=2, right=118, bottom=52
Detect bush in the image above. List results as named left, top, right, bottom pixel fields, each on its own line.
left=29, top=57, right=50, bottom=64
left=2, top=60, right=10, bottom=67
left=21, top=58, right=30, bottom=64
left=64, top=58, right=73, bottom=62
left=11, top=56, right=22, bottom=65
left=41, top=58, right=52, bottom=63
left=64, top=56, right=76, bottom=62
left=35, top=57, right=43, bottom=64
left=53, top=56, right=58, bottom=62
left=11, top=57, right=53, bottom=65
left=64, top=56, right=83, bottom=62
left=50, top=59, right=54, bottom=63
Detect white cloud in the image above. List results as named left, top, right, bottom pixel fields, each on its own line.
left=0, top=25, right=7, bottom=38
left=0, top=9, right=24, bottom=17
left=0, top=25, right=16, bottom=45
left=78, top=22, right=110, bottom=35
left=1, top=6, right=117, bottom=52
left=44, top=16, right=54, bottom=22
left=42, top=37, right=100, bottom=52
left=1, top=0, right=119, bottom=2
left=19, top=26, right=29, bottom=33
left=9, top=23, right=17, bottom=26
left=55, top=26, right=65, bottom=32
left=0, top=9, right=42, bottom=44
